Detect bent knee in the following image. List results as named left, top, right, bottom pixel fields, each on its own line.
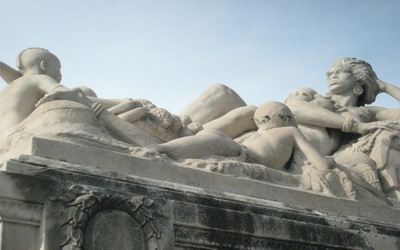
left=76, top=86, right=97, bottom=97
left=209, top=83, right=231, bottom=93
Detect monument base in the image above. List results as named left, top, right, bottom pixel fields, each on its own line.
left=0, top=137, right=399, bottom=249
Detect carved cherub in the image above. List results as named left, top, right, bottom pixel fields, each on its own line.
left=0, top=48, right=68, bottom=134
left=0, top=48, right=157, bottom=146
left=0, top=49, right=199, bottom=143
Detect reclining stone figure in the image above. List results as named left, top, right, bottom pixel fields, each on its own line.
left=153, top=102, right=330, bottom=172
left=152, top=102, right=371, bottom=199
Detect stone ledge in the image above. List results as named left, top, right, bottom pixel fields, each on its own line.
left=1, top=154, right=399, bottom=249
left=2, top=149, right=400, bottom=228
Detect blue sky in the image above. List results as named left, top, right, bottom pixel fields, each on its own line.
left=1, top=0, right=399, bottom=114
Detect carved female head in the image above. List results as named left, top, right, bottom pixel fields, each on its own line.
left=254, top=101, right=297, bottom=130
left=326, top=58, right=380, bottom=106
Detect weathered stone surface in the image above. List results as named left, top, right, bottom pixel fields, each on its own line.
left=0, top=198, right=42, bottom=249
left=0, top=154, right=399, bottom=249
left=85, top=210, right=146, bottom=249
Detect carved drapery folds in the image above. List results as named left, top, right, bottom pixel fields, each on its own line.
left=60, top=185, right=161, bottom=250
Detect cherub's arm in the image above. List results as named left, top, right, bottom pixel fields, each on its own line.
left=0, top=61, right=22, bottom=84
left=32, top=75, right=69, bottom=94
left=291, top=127, right=331, bottom=171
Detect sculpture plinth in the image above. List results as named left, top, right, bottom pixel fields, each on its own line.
left=0, top=137, right=399, bottom=249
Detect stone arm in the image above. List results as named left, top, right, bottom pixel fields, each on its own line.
left=291, top=127, right=331, bottom=171
left=285, top=88, right=396, bottom=134
left=203, top=105, right=257, bottom=138
left=36, top=87, right=157, bottom=147
left=0, top=61, right=22, bottom=84
left=367, top=106, right=400, bottom=122
left=87, top=96, right=121, bottom=109
left=363, top=80, right=400, bottom=121
left=377, top=79, right=400, bottom=102
left=32, top=75, right=70, bottom=94
left=33, top=76, right=124, bottom=113
left=285, top=88, right=349, bottom=129
left=95, top=107, right=157, bottom=147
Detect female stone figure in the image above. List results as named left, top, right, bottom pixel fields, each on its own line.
left=177, top=58, right=399, bottom=200
left=285, top=58, right=400, bottom=198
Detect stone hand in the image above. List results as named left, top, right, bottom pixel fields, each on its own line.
left=107, top=99, right=149, bottom=122
left=354, top=120, right=400, bottom=134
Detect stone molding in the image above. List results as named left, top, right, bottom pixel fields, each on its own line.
left=60, top=185, right=161, bottom=249
left=0, top=198, right=42, bottom=226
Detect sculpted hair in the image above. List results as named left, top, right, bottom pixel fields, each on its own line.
left=340, top=58, right=380, bottom=106
left=16, top=48, right=57, bottom=70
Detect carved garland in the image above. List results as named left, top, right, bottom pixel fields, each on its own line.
left=60, top=185, right=161, bottom=250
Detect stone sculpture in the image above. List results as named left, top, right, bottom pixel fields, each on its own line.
left=155, top=101, right=392, bottom=203
left=2, top=48, right=400, bottom=250
left=175, top=58, right=400, bottom=203
left=152, top=102, right=331, bottom=171
left=0, top=48, right=161, bottom=147
left=285, top=58, right=400, bottom=199
left=0, top=48, right=198, bottom=145
left=0, top=48, right=398, bottom=205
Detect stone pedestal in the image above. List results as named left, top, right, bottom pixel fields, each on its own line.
left=0, top=137, right=400, bottom=249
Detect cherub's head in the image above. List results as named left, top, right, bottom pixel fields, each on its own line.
left=16, top=48, right=62, bottom=83
left=254, top=101, right=297, bottom=130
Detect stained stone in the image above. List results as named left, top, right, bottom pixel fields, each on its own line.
left=85, top=210, right=145, bottom=250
